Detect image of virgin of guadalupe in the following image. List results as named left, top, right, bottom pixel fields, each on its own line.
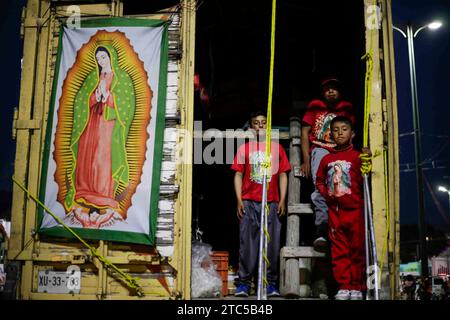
left=316, top=113, right=336, bottom=145
left=60, top=45, right=135, bottom=228
left=327, top=161, right=351, bottom=198
left=53, top=30, right=152, bottom=230
left=65, top=45, right=135, bottom=228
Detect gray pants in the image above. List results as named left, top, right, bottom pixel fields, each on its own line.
left=310, top=147, right=330, bottom=229
left=237, top=201, right=281, bottom=286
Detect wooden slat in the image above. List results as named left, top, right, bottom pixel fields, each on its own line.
left=281, top=246, right=326, bottom=259
left=193, top=130, right=290, bottom=140
left=55, top=4, right=112, bottom=16
left=288, top=203, right=313, bottom=215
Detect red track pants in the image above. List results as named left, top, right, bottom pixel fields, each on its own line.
left=328, top=205, right=366, bottom=291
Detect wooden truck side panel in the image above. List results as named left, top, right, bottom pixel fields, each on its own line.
left=9, top=0, right=196, bottom=299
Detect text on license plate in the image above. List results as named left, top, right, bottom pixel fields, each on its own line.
left=37, top=268, right=81, bottom=294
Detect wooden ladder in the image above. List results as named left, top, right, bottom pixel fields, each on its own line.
left=279, top=117, right=326, bottom=298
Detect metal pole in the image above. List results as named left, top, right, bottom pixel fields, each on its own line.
left=447, top=192, right=450, bottom=213
left=406, top=24, right=428, bottom=279
left=257, top=168, right=268, bottom=300
left=364, top=177, right=370, bottom=298
left=364, top=176, right=379, bottom=300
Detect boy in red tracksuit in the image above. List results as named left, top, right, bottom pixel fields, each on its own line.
left=315, top=116, right=371, bottom=300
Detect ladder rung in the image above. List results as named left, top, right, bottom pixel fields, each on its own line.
left=288, top=203, right=313, bottom=214
left=280, top=246, right=326, bottom=258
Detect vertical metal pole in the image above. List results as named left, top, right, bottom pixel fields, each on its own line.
left=364, top=180, right=370, bottom=298
left=447, top=192, right=450, bottom=214
left=257, top=168, right=268, bottom=300
left=406, top=25, right=428, bottom=279
left=365, top=176, right=379, bottom=300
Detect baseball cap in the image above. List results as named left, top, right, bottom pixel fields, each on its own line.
left=320, top=77, right=341, bottom=89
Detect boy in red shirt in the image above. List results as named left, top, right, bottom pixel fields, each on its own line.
left=300, top=78, right=355, bottom=251
left=231, top=111, right=291, bottom=297
left=315, top=116, right=370, bottom=300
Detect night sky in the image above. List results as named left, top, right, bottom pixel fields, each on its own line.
left=0, top=0, right=449, bottom=235
left=393, top=0, right=450, bottom=233
left=0, top=0, right=26, bottom=216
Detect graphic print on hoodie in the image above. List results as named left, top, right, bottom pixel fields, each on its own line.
left=326, top=160, right=352, bottom=198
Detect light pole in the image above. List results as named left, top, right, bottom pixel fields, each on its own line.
left=393, top=20, right=442, bottom=279
left=438, top=186, right=450, bottom=211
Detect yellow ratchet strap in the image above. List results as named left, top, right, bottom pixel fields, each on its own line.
left=13, top=176, right=144, bottom=297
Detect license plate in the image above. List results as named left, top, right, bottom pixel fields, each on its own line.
left=38, top=267, right=81, bottom=294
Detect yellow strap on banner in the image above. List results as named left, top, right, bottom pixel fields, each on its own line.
left=13, top=176, right=145, bottom=297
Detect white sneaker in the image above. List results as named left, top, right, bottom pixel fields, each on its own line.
left=335, top=289, right=350, bottom=300
left=319, top=293, right=329, bottom=300
left=350, top=290, right=363, bottom=300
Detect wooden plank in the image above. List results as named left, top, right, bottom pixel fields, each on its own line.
left=11, top=0, right=43, bottom=300
left=25, top=0, right=53, bottom=301
left=288, top=203, right=313, bottom=215
left=166, top=100, right=178, bottom=115
left=29, top=292, right=170, bottom=300
left=167, top=72, right=178, bottom=86
left=196, top=130, right=290, bottom=140
left=168, top=62, right=179, bottom=72
left=381, top=0, right=401, bottom=299
left=159, top=199, right=175, bottom=211
left=31, top=253, right=88, bottom=263
left=282, top=117, right=302, bottom=297
left=14, top=119, right=41, bottom=129
left=281, top=246, right=326, bottom=259
left=160, top=170, right=176, bottom=184
left=40, top=16, right=58, bottom=166
left=108, top=277, right=172, bottom=298
left=365, top=0, right=389, bottom=299
left=154, top=6, right=180, bottom=268
left=55, top=4, right=112, bottom=16
left=173, top=3, right=195, bottom=299
left=9, top=0, right=40, bottom=262
left=160, top=185, right=179, bottom=194
left=161, top=161, right=176, bottom=172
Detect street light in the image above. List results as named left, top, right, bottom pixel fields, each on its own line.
left=393, top=20, right=442, bottom=279
left=438, top=186, right=450, bottom=211
left=428, top=21, right=443, bottom=30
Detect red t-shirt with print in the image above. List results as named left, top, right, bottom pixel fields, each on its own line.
left=302, top=99, right=355, bottom=152
left=231, top=141, right=291, bottom=202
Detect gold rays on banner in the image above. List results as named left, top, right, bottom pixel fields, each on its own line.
left=53, top=30, right=152, bottom=216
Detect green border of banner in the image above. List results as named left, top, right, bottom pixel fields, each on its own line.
left=37, top=18, right=169, bottom=246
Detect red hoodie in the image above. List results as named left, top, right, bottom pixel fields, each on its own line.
left=315, top=144, right=364, bottom=210
left=302, top=99, right=355, bottom=152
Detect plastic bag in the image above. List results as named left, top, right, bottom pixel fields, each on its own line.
left=191, top=241, right=223, bottom=298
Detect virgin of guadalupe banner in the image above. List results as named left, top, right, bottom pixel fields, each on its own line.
left=38, top=18, right=168, bottom=245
